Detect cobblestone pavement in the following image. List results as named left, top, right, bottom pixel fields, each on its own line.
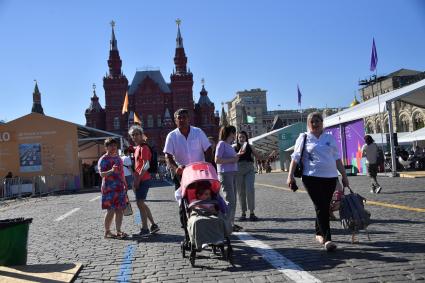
left=1, top=174, right=424, bottom=282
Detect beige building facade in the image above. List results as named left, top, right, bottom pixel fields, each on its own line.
left=226, top=89, right=341, bottom=138
left=359, top=69, right=425, bottom=134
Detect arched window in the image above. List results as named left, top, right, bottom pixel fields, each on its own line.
left=400, top=115, right=410, bottom=132
left=375, top=121, right=382, bottom=133
left=413, top=113, right=424, bottom=130
left=113, top=117, right=120, bottom=130
left=365, top=123, right=374, bottom=134
left=157, top=115, right=162, bottom=127
left=383, top=118, right=389, bottom=133
left=147, top=115, right=153, bottom=128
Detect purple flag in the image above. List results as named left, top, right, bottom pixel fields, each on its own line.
left=370, top=38, right=378, bottom=72
left=297, top=85, right=302, bottom=106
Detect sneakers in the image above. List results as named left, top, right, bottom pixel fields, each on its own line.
left=238, top=214, right=247, bottom=221
left=150, top=223, right=160, bottom=234
left=233, top=224, right=243, bottom=232
left=324, top=241, right=337, bottom=252
left=138, top=228, right=150, bottom=237
left=249, top=213, right=258, bottom=221
left=375, top=186, right=382, bottom=194
left=370, top=188, right=376, bottom=193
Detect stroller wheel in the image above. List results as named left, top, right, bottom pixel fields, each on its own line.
left=181, top=241, right=186, bottom=258
left=212, top=245, right=218, bottom=255
left=220, top=246, right=226, bottom=259
left=189, top=245, right=196, bottom=267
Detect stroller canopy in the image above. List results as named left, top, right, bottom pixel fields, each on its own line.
left=181, top=162, right=221, bottom=198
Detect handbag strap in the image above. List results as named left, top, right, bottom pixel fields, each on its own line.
left=299, top=133, right=307, bottom=161
left=342, top=186, right=354, bottom=194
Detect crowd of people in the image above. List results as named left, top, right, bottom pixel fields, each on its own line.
left=95, top=108, right=408, bottom=252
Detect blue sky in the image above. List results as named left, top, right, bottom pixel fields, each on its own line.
left=0, top=0, right=424, bottom=124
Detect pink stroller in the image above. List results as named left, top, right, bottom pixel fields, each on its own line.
left=178, top=162, right=233, bottom=266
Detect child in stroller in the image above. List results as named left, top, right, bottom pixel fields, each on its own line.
left=177, top=162, right=233, bottom=266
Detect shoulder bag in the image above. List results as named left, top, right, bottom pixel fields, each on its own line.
left=294, top=133, right=307, bottom=178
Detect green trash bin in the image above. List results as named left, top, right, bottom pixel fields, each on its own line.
left=0, top=218, right=33, bottom=266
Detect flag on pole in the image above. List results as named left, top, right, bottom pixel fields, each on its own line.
left=247, top=115, right=256, bottom=124
left=370, top=38, right=378, bottom=72
left=297, top=85, right=302, bottom=106
left=121, top=91, right=129, bottom=114
left=134, top=112, right=141, bottom=125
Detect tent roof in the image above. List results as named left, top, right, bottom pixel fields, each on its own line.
left=249, top=123, right=304, bottom=153
left=248, top=127, right=282, bottom=153
left=76, top=124, right=124, bottom=148
left=398, top=127, right=425, bottom=143
left=324, top=78, right=425, bottom=128
left=369, top=132, right=410, bottom=145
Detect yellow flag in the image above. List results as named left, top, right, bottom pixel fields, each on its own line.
left=134, top=112, right=141, bottom=125
left=121, top=92, right=129, bottom=114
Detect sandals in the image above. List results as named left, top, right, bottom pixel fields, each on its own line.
left=104, top=231, right=117, bottom=239
left=116, top=231, right=129, bottom=239
left=104, top=231, right=128, bottom=239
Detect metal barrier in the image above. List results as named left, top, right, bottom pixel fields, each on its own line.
left=0, top=174, right=78, bottom=205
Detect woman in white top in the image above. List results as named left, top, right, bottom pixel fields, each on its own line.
left=287, top=112, right=349, bottom=252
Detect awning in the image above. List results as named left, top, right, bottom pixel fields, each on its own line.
left=398, top=127, right=425, bottom=143
left=249, top=122, right=305, bottom=153
left=249, top=127, right=281, bottom=153
left=76, top=124, right=125, bottom=149
left=324, top=78, right=425, bottom=128
left=369, top=132, right=410, bottom=145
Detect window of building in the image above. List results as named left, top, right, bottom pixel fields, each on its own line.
left=400, top=116, right=410, bottom=132
left=147, top=115, right=154, bottom=128
left=157, top=115, right=162, bottom=127
left=413, top=113, right=424, bottom=130
left=113, top=117, right=120, bottom=130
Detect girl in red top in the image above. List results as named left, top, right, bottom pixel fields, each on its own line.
left=129, top=125, right=160, bottom=237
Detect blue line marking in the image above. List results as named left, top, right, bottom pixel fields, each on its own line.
left=116, top=244, right=136, bottom=283
left=116, top=207, right=141, bottom=282
left=135, top=210, right=141, bottom=225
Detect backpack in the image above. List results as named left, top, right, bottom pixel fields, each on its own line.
left=339, top=186, right=371, bottom=243
left=138, top=143, right=158, bottom=174
left=148, top=147, right=158, bottom=174
left=139, top=144, right=158, bottom=174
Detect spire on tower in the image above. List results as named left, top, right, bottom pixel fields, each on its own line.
left=173, top=18, right=188, bottom=74
left=31, top=80, right=44, bottom=115
left=176, top=18, right=183, bottom=48
left=110, top=20, right=118, bottom=51
left=107, top=20, right=123, bottom=77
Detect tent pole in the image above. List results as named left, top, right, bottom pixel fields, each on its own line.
left=387, top=102, right=397, bottom=177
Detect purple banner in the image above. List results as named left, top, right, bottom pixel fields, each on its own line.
left=325, top=119, right=366, bottom=174
left=344, top=119, right=365, bottom=173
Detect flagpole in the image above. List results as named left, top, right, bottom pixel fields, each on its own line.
left=371, top=38, right=387, bottom=174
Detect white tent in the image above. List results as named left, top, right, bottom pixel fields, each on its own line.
left=324, top=78, right=425, bottom=175
left=398, top=127, right=425, bottom=143
left=324, top=78, right=425, bottom=128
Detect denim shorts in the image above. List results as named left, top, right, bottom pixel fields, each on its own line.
left=125, top=175, right=134, bottom=190
left=135, top=179, right=151, bottom=201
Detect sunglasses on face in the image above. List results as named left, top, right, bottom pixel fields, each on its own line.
left=310, top=119, right=323, bottom=124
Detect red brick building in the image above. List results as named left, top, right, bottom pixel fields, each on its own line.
left=85, top=21, right=219, bottom=152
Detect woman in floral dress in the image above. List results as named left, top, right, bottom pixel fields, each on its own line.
left=98, top=138, right=128, bottom=239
